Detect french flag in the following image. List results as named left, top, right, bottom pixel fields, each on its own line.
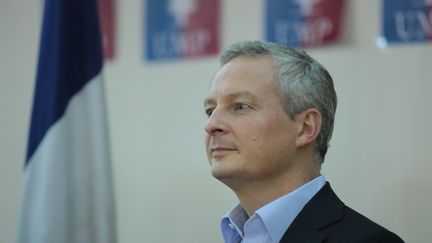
left=16, top=0, right=117, bottom=242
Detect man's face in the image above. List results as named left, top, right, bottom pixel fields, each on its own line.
left=204, top=56, right=298, bottom=183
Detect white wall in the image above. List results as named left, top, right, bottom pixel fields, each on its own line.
left=0, top=0, right=40, bottom=242
left=1, top=0, right=431, bottom=242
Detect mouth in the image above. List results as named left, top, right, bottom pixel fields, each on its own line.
left=210, top=147, right=238, bottom=158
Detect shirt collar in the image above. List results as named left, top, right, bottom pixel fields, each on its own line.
left=221, top=175, right=326, bottom=242
left=256, top=175, right=326, bottom=242
left=221, top=204, right=247, bottom=242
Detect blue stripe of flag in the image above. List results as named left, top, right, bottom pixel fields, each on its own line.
left=26, top=0, right=103, bottom=164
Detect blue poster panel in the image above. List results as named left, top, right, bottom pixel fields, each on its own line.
left=265, top=0, right=345, bottom=48
left=145, top=0, right=220, bottom=61
left=381, top=0, right=432, bottom=45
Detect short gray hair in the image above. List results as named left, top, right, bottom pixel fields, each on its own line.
left=220, top=40, right=337, bottom=164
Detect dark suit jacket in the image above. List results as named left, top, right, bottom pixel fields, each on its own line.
left=280, top=183, right=404, bottom=243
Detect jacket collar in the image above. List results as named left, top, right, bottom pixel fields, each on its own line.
left=279, top=182, right=345, bottom=243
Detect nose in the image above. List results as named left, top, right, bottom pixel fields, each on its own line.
left=204, top=108, right=228, bottom=135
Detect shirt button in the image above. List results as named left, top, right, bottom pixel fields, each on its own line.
left=228, top=223, right=235, bottom=229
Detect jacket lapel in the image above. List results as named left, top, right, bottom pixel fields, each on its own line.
left=279, top=183, right=345, bottom=243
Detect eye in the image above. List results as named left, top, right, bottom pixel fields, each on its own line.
left=233, top=103, right=250, bottom=112
left=205, top=107, right=214, bottom=117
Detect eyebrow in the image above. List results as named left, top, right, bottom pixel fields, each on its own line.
left=203, top=91, right=258, bottom=107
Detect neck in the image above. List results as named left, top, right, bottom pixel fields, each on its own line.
left=225, top=159, right=320, bottom=216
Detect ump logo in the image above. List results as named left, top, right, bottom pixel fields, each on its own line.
left=168, top=0, right=197, bottom=28
left=382, top=0, right=432, bottom=44
left=295, top=0, right=320, bottom=16
left=266, top=0, right=345, bottom=47
left=146, top=0, right=219, bottom=61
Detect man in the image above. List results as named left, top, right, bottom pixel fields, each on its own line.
left=203, top=40, right=404, bottom=243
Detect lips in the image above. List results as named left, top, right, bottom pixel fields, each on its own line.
left=209, top=146, right=238, bottom=158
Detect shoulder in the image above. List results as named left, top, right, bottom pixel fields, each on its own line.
left=321, top=205, right=404, bottom=243
left=303, top=182, right=404, bottom=242
left=280, top=182, right=405, bottom=243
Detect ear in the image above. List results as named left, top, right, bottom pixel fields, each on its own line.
left=295, top=108, right=322, bottom=148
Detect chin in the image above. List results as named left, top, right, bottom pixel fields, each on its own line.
left=210, top=161, right=237, bottom=180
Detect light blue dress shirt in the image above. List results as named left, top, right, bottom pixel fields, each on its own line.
left=220, top=175, right=326, bottom=243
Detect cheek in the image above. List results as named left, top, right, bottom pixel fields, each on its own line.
left=245, top=116, right=292, bottom=154
left=251, top=115, right=282, bottom=141
left=239, top=129, right=270, bottom=158
left=205, top=134, right=210, bottom=146
left=205, top=135, right=211, bottom=154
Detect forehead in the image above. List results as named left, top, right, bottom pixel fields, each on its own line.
left=207, top=56, right=277, bottom=100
